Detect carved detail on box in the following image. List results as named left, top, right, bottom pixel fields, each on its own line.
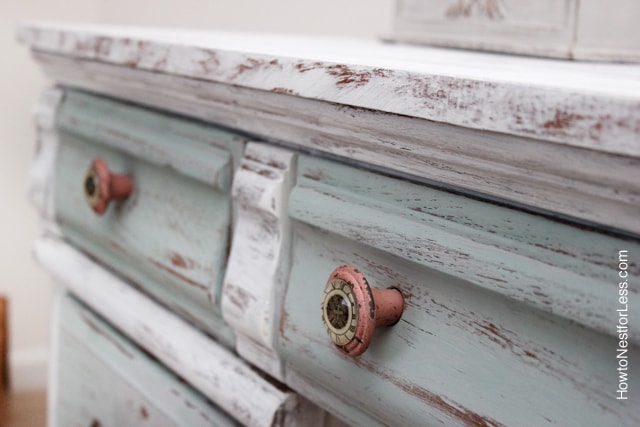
left=394, top=0, right=640, bottom=61
left=398, top=0, right=574, bottom=31
left=445, top=0, right=507, bottom=20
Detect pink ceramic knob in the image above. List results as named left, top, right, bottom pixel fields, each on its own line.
left=84, top=158, right=132, bottom=215
left=321, top=265, right=404, bottom=357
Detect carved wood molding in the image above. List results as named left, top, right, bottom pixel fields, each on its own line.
left=445, top=0, right=507, bottom=20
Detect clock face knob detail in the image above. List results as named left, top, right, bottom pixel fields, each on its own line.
left=84, top=158, right=133, bottom=215
left=321, top=265, right=404, bottom=357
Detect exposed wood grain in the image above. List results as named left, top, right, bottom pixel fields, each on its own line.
left=29, top=54, right=640, bottom=235
left=34, top=237, right=304, bottom=427
left=278, top=154, right=640, bottom=426
left=17, top=23, right=640, bottom=156
left=222, top=143, right=297, bottom=381
left=289, top=155, right=640, bottom=341
left=282, top=226, right=639, bottom=427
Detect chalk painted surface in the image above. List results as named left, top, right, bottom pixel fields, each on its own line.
left=222, top=143, right=297, bottom=381
left=20, top=23, right=640, bottom=427
left=35, top=237, right=347, bottom=427
left=17, top=22, right=640, bottom=157
left=54, top=90, right=247, bottom=345
left=55, top=294, right=238, bottom=427
left=279, top=154, right=640, bottom=426
left=25, top=48, right=640, bottom=235
left=29, top=87, right=63, bottom=236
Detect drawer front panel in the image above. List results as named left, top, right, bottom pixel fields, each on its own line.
left=55, top=294, right=238, bottom=427
left=54, top=91, right=242, bottom=343
left=279, top=155, right=640, bottom=426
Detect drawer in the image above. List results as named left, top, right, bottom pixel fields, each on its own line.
left=54, top=294, right=238, bottom=427
left=54, top=90, right=245, bottom=344
left=279, top=155, right=640, bottom=426
left=37, top=237, right=347, bottom=427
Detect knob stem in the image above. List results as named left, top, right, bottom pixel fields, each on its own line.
left=372, top=288, right=404, bottom=327
left=85, top=158, right=133, bottom=215
left=109, top=174, right=133, bottom=200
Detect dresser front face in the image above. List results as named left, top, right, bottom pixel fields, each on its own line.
left=32, top=80, right=640, bottom=427
left=278, top=154, right=640, bottom=427
left=53, top=90, right=245, bottom=344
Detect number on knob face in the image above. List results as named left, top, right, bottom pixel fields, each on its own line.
left=322, top=279, right=358, bottom=346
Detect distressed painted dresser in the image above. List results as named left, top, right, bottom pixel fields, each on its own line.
left=19, top=22, right=640, bottom=427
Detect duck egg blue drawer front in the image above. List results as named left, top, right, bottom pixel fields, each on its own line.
left=54, top=90, right=243, bottom=345
left=55, top=294, right=239, bottom=427
left=279, top=154, right=640, bottom=427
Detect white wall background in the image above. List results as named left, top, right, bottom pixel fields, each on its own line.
left=1, top=0, right=394, bottom=391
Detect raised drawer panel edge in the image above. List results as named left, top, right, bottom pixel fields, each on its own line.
left=56, top=293, right=239, bottom=427
left=54, top=90, right=242, bottom=343
left=279, top=154, right=640, bottom=426
left=35, top=237, right=326, bottom=427
left=57, top=89, right=244, bottom=187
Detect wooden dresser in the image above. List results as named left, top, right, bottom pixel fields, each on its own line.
left=19, top=22, right=640, bottom=427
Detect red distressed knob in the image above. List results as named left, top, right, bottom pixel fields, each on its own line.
left=84, top=158, right=132, bottom=215
left=321, top=265, right=404, bottom=357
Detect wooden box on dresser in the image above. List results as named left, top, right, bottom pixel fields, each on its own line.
left=19, top=22, right=640, bottom=427
left=392, top=0, right=640, bottom=62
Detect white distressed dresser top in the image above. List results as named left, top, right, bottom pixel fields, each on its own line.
left=19, top=22, right=640, bottom=158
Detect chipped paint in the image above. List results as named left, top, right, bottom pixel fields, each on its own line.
left=271, top=87, right=299, bottom=95
left=80, top=310, right=134, bottom=359
left=169, top=252, right=197, bottom=270
left=149, top=259, right=209, bottom=291
left=225, top=283, right=256, bottom=311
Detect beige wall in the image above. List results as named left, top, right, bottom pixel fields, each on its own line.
left=1, top=0, right=100, bottom=393
left=2, top=0, right=393, bottom=391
